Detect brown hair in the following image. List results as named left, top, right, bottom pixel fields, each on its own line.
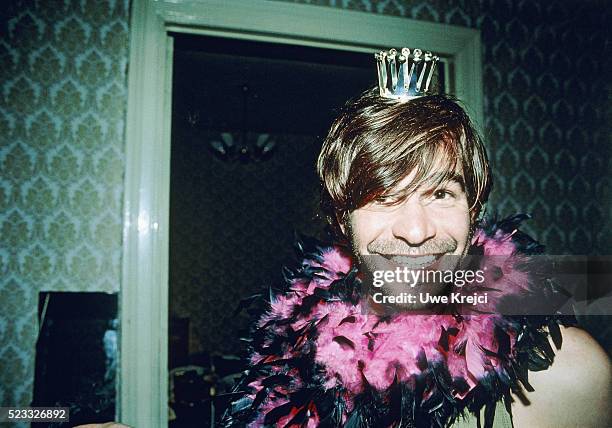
left=317, top=87, right=492, bottom=238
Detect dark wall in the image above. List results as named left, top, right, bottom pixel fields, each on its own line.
left=169, top=130, right=325, bottom=355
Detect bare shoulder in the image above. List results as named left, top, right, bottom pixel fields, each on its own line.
left=511, top=326, right=611, bottom=428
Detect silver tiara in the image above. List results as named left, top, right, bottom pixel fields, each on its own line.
left=375, top=48, right=439, bottom=100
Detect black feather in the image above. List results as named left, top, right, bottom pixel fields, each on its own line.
left=263, top=402, right=294, bottom=425
left=332, top=335, right=355, bottom=350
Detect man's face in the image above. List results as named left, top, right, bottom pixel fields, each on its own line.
left=345, top=167, right=471, bottom=258
left=342, top=163, right=472, bottom=309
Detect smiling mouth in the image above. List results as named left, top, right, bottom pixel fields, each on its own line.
left=380, top=254, right=442, bottom=269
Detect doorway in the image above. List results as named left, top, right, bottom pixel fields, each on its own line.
left=167, top=34, right=375, bottom=426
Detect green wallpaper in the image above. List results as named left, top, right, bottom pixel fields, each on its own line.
left=0, top=0, right=128, bottom=419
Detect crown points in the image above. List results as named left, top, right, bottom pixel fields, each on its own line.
left=375, top=47, right=439, bottom=101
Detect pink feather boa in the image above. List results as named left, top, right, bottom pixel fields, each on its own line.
left=223, top=217, right=571, bottom=428
left=251, top=226, right=528, bottom=410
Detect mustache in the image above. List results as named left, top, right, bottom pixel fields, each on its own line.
left=366, top=238, right=457, bottom=256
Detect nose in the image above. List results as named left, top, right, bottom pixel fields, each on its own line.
left=391, top=198, right=436, bottom=246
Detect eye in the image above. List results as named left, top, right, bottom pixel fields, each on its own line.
left=374, top=193, right=401, bottom=205
left=433, top=189, right=454, bottom=200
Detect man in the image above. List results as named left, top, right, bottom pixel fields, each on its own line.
left=220, top=51, right=610, bottom=427
left=313, top=88, right=610, bottom=426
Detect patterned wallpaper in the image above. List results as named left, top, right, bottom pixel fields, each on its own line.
left=1, top=0, right=610, bottom=420
left=0, top=0, right=128, bottom=421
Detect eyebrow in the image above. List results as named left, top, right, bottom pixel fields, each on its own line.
left=420, top=172, right=466, bottom=192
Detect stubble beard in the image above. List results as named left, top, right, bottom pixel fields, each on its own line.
left=345, top=221, right=476, bottom=312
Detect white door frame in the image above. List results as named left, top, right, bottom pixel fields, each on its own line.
left=121, top=1, right=483, bottom=426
